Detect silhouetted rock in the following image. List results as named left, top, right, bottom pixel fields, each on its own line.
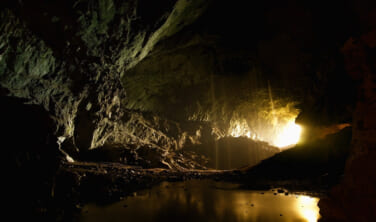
left=319, top=30, right=376, bottom=222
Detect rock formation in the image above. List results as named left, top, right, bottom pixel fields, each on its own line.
left=0, top=0, right=210, bottom=168
left=319, top=30, right=376, bottom=222
left=1, top=0, right=375, bottom=220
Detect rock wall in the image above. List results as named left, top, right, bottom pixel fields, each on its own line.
left=317, top=1, right=376, bottom=220
left=121, top=0, right=358, bottom=144
left=1, top=0, right=370, bottom=172
left=0, top=0, right=209, bottom=167
left=319, top=30, right=376, bottom=222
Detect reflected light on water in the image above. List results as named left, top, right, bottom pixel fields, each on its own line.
left=80, top=180, right=321, bottom=222
left=297, top=195, right=321, bottom=222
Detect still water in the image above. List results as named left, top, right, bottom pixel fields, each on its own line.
left=80, top=180, right=321, bottom=222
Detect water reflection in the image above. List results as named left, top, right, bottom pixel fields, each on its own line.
left=297, top=196, right=320, bottom=222
left=80, top=180, right=320, bottom=222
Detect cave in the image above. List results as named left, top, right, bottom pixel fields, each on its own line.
left=1, top=0, right=375, bottom=221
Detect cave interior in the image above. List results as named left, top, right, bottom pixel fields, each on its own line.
left=1, top=0, right=376, bottom=221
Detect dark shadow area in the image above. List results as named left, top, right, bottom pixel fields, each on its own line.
left=1, top=90, right=60, bottom=220
left=235, top=127, right=352, bottom=190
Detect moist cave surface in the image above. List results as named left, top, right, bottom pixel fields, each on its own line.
left=1, top=0, right=375, bottom=221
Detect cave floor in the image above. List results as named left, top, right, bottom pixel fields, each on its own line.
left=62, top=161, right=228, bottom=183
left=60, top=161, right=327, bottom=201
left=49, top=161, right=329, bottom=221
left=79, top=179, right=321, bottom=222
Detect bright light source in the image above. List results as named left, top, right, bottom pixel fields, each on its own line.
left=228, top=119, right=302, bottom=148
left=227, top=96, right=302, bottom=149
left=273, top=121, right=302, bottom=148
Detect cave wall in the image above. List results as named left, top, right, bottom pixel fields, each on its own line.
left=0, top=0, right=209, bottom=167
left=120, top=0, right=359, bottom=145
left=319, top=30, right=376, bottom=222
left=1, top=0, right=362, bottom=169
left=1, top=0, right=372, bottom=170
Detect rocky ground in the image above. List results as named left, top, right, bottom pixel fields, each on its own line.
left=47, top=161, right=223, bottom=221
left=46, top=158, right=333, bottom=222
left=51, top=141, right=348, bottom=222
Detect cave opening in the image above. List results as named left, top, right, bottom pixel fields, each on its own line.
left=1, top=0, right=375, bottom=221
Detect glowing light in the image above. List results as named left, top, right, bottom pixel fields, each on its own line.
left=297, top=195, right=321, bottom=222
left=230, top=127, right=257, bottom=140
left=226, top=93, right=302, bottom=148
left=273, top=121, right=302, bottom=148
left=228, top=119, right=302, bottom=148
left=229, top=119, right=254, bottom=139
left=245, top=131, right=251, bottom=138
